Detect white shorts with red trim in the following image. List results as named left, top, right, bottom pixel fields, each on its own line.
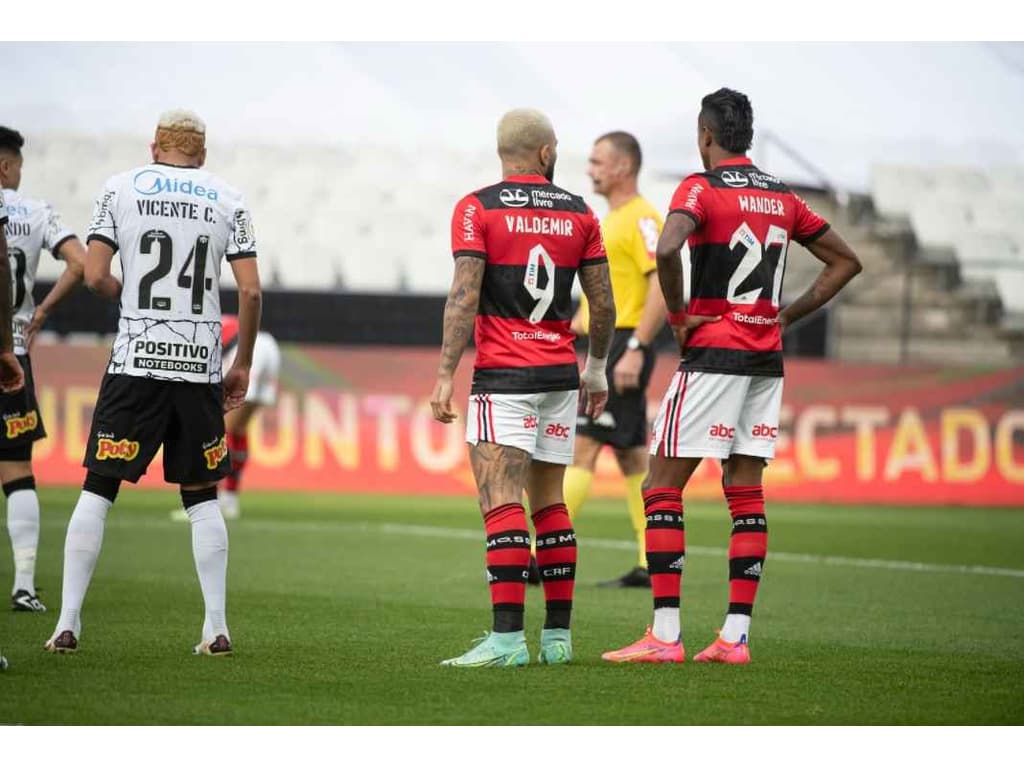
left=649, top=371, right=783, bottom=460
left=465, top=390, right=579, bottom=465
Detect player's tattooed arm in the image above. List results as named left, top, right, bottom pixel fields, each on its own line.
left=778, top=229, right=862, bottom=330
left=654, top=212, right=697, bottom=314
left=437, top=256, right=485, bottom=378
left=578, top=261, right=615, bottom=359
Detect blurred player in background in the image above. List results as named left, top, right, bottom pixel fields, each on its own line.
left=567, top=131, right=665, bottom=589
left=1, top=126, right=87, bottom=613
left=430, top=108, right=615, bottom=667
left=45, top=110, right=262, bottom=657
left=170, top=314, right=280, bottom=521
left=603, top=88, right=861, bottom=665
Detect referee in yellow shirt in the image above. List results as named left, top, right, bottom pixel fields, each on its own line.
left=570, top=131, right=665, bottom=588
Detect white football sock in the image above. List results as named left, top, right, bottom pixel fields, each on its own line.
left=652, top=607, right=681, bottom=643
left=188, top=499, right=229, bottom=640
left=7, top=488, right=40, bottom=595
left=55, top=491, right=111, bottom=637
left=721, top=613, right=751, bottom=643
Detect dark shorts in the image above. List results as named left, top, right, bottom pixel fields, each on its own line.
left=576, top=328, right=656, bottom=449
left=83, top=374, right=229, bottom=484
left=0, top=354, right=47, bottom=460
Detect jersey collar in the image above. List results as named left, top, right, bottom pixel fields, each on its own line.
left=504, top=174, right=549, bottom=184
left=713, top=156, right=753, bottom=169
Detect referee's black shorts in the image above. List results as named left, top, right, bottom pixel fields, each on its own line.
left=576, top=328, right=656, bottom=449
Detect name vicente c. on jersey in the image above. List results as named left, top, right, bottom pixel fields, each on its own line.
left=450, top=174, right=607, bottom=394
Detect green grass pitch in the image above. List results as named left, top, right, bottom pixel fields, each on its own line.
left=1, top=487, right=1023, bottom=724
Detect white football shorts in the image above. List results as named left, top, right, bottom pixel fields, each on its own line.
left=465, top=389, right=579, bottom=465
left=649, top=371, right=783, bottom=460
left=223, top=331, right=281, bottom=406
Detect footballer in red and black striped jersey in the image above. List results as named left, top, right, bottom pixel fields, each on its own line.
left=669, top=158, right=829, bottom=379
left=604, top=88, right=861, bottom=665
left=450, top=175, right=607, bottom=396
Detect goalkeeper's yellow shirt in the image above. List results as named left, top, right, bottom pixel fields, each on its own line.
left=579, top=195, right=663, bottom=329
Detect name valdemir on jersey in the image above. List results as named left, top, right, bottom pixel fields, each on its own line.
left=504, top=215, right=574, bottom=237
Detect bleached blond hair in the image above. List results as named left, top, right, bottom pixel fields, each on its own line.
left=497, top=108, right=555, bottom=158
left=155, top=109, right=206, bottom=156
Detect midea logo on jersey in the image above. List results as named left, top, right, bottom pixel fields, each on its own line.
left=133, top=169, right=219, bottom=201
left=499, top=188, right=530, bottom=207
left=720, top=170, right=750, bottom=188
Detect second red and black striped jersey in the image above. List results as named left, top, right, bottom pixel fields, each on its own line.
left=451, top=174, right=607, bottom=394
left=669, top=157, right=830, bottom=377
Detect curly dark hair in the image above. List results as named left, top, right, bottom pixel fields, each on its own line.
left=0, top=126, right=24, bottom=155
left=699, top=88, right=753, bottom=154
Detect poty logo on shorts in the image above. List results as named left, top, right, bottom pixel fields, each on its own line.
left=133, top=169, right=219, bottom=201
left=709, top=423, right=736, bottom=440
left=523, top=415, right=539, bottom=430
left=4, top=410, right=38, bottom=439
left=544, top=423, right=571, bottom=439
left=752, top=424, right=778, bottom=439
left=96, top=438, right=140, bottom=461
left=203, top=436, right=228, bottom=470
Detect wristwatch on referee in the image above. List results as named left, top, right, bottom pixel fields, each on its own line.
left=626, top=335, right=648, bottom=352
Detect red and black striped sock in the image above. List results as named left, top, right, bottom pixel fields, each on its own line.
left=643, top=488, right=685, bottom=609
left=531, top=503, right=576, bottom=630
left=224, top=432, right=248, bottom=493
left=725, top=485, right=768, bottom=616
left=484, top=503, right=531, bottom=633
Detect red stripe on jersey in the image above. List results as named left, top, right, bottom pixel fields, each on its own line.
left=474, top=316, right=576, bottom=371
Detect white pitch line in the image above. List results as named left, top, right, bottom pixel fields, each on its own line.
left=42, top=516, right=1024, bottom=580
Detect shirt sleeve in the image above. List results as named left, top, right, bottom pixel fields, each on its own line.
left=226, top=198, right=257, bottom=261
left=581, top=206, right=607, bottom=265
left=86, top=178, right=120, bottom=252
left=792, top=193, right=830, bottom=245
left=632, top=213, right=662, bottom=275
left=451, top=194, right=486, bottom=259
left=668, top=175, right=708, bottom=228
left=42, top=203, right=77, bottom=259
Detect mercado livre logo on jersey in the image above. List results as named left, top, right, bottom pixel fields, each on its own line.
left=203, top=436, right=228, bottom=470
left=95, top=436, right=140, bottom=461
left=133, top=169, right=219, bottom=201
left=5, top=410, right=38, bottom=439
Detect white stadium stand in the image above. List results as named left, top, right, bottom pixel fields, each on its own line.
left=873, top=163, right=1024, bottom=317
left=20, top=134, right=687, bottom=296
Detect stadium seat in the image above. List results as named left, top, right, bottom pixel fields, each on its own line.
left=909, top=194, right=972, bottom=248
left=871, top=165, right=932, bottom=219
